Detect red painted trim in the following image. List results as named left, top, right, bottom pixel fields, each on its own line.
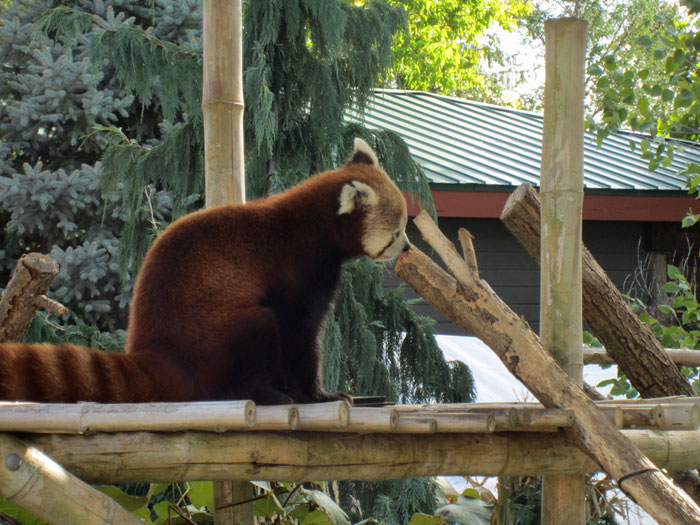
left=404, top=189, right=699, bottom=222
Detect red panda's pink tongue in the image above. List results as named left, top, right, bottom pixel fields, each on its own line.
left=399, top=249, right=411, bottom=260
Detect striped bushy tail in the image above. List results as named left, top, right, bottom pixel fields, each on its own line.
left=0, top=344, right=155, bottom=403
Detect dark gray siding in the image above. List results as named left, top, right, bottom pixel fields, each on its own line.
left=382, top=217, right=660, bottom=336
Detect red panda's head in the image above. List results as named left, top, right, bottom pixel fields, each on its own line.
left=337, top=138, right=410, bottom=261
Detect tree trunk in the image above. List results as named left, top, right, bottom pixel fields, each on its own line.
left=500, top=182, right=696, bottom=398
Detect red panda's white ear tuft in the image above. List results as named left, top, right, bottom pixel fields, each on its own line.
left=348, top=138, right=379, bottom=167
left=338, top=180, right=378, bottom=215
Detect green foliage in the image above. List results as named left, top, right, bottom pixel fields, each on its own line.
left=584, top=4, right=700, bottom=203
left=518, top=0, right=682, bottom=112
left=328, top=258, right=473, bottom=403
left=0, top=0, right=203, bottom=326
left=625, top=264, right=700, bottom=396
left=383, top=0, right=530, bottom=99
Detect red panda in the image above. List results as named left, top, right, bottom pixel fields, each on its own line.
left=0, top=139, right=410, bottom=405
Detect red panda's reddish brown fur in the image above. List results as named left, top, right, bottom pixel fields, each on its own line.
left=0, top=139, right=410, bottom=405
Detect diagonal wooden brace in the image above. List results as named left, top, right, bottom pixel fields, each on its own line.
left=396, top=211, right=700, bottom=525
left=0, top=433, right=142, bottom=524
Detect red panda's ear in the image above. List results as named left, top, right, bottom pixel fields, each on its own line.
left=347, top=138, right=379, bottom=167
left=338, top=181, right=378, bottom=215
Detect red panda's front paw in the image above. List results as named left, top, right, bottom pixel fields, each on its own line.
left=316, top=390, right=353, bottom=406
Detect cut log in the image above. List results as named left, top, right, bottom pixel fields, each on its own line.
left=500, top=182, right=696, bottom=399
left=0, top=253, right=67, bottom=343
left=396, top=215, right=700, bottom=525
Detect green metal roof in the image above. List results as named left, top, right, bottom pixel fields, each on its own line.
left=350, top=90, right=700, bottom=193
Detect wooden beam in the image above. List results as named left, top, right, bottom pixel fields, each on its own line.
left=402, top=189, right=698, bottom=222
left=584, top=346, right=700, bottom=368
left=0, top=433, right=141, bottom=524
left=21, top=429, right=700, bottom=483
left=396, top=219, right=700, bottom=524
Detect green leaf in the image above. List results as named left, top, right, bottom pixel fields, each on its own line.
left=96, top=486, right=149, bottom=513
left=186, top=481, right=214, bottom=511
left=638, top=97, right=651, bottom=118
left=461, top=488, right=482, bottom=499
left=637, top=35, right=653, bottom=48
left=658, top=304, right=674, bottom=314
left=409, top=514, right=445, bottom=525
left=682, top=214, right=699, bottom=228
left=254, top=493, right=285, bottom=518
left=300, top=510, right=334, bottom=525
left=668, top=264, right=683, bottom=280
left=596, top=76, right=610, bottom=90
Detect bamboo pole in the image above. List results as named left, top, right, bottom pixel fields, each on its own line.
left=0, top=433, right=141, bottom=524
left=295, top=401, right=350, bottom=430
left=202, top=0, right=247, bottom=521
left=20, top=429, right=700, bottom=483
left=203, top=0, right=245, bottom=209
left=395, top=222, right=700, bottom=524
left=346, top=407, right=399, bottom=433
left=584, top=346, right=700, bottom=368
left=0, top=401, right=255, bottom=433
left=254, top=405, right=299, bottom=431
left=539, top=18, right=588, bottom=524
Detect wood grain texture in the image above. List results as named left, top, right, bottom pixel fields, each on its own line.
left=396, top=232, right=700, bottom=524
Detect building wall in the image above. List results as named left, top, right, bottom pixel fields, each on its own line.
left=382, top=217, right=677, bottom=336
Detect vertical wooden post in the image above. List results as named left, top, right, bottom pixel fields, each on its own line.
left=202, top=0, right=250, bottom=523
left=539, top=17, right=588, bottom=525
left=203, top=0, right=245, bottom=209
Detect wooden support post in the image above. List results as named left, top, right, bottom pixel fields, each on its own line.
left=539, top=18, right=587, bottom=524
left=203, top=0, right=245, bottom=209
left=0, top=433, right=141, bottom=524
left=202, top=0, right=248, bottom=522
left=396, top=216, right=700, bottom=525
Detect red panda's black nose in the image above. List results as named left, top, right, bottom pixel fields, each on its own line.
left=402, top=242, right=411, bottom=253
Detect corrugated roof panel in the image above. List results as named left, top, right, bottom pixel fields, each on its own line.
left=348, top=91, right=700, bottom=193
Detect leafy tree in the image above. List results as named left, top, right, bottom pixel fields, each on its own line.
left=380, top=0, right=530, bottom=100
left=514, top=0, right=683, bottom=112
